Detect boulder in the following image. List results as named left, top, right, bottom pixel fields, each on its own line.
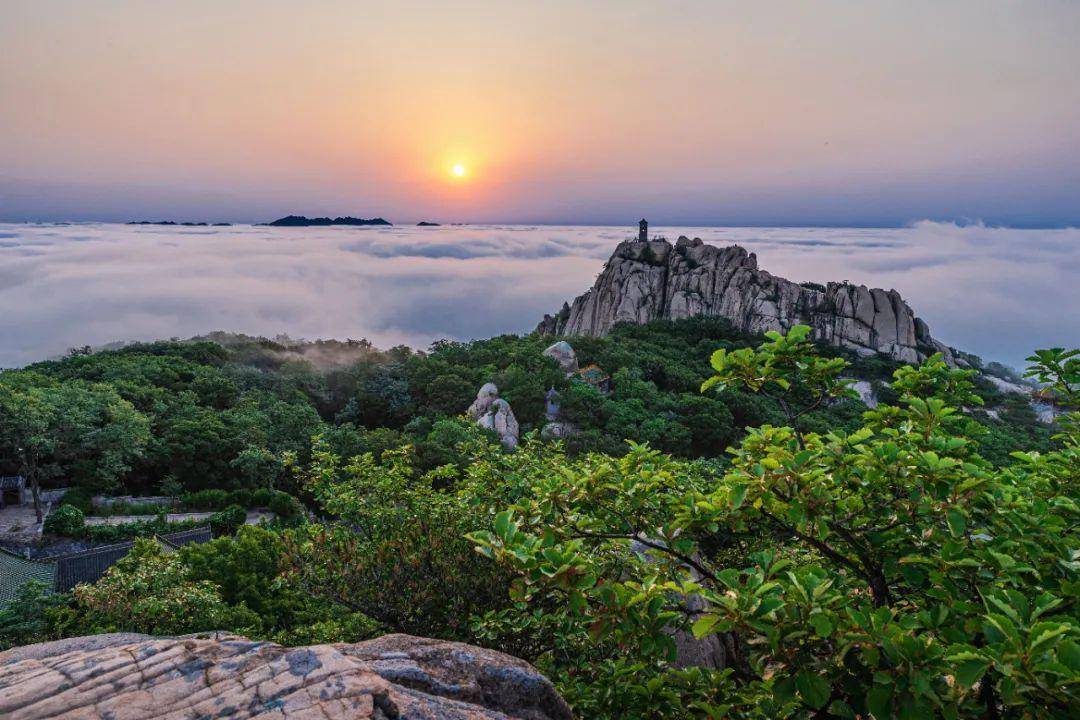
left=467, top=382, right=500, bottom=419
left=630, top=539, right=726, bottom=670
left=848, top=379, right=878, bottom=408
left=542, top=341, right=578, bottom=374
left=540, top=421, right=578, bottom=441
left=0, top=632, right=572, bottom=720
left=477, top=398, right=520, bottom=451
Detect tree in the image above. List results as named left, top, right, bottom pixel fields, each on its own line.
left=0, top=380, right=54, bottom=521
left=0, top=375, right=149, bottom=520
left=281, top=438, right=515, bottom=642
left=0, top=581, right=68, bottom=651
left=470, top=329, right=1080, bottom=719
left=181, top=525, right=299, bottom=628
left=209, top=504, right=247, bottom=536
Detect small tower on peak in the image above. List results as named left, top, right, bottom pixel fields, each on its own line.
left=638, top=219, right=648, bottom=241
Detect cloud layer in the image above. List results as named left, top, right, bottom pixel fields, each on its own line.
left=0, top=222, right=1075, bottom=369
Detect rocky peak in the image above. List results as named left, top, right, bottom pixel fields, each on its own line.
left=537, top=236, right=956, bottom=365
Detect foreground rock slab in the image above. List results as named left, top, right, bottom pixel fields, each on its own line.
left=0, top=632, right=572, bottom=720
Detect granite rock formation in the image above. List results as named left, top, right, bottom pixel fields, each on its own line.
left=542, top=341, right=579, bottom=374
left=467, top=383, right=520, bottom=450
left=467, top=382, right=500, bottom=419
left=538, top=237, right=956, bottom=365
left=478, top=399, right=520, bottom=451
left=0, top=632, right=572, bottom=720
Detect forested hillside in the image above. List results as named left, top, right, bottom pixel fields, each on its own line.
left=0, top=319, right=1052, bottom=508
left=1, top=322, right=1074, bottom=718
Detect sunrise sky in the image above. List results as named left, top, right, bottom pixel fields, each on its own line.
left=2, top=1, right=1078, bottom=226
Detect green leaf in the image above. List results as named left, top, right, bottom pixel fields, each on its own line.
left=955, top=658, right=991, bottom=687
left=866, top=684, right=893, bottom=719
left=945, top=509, right=966, bottom=538
left=1028, top=623, right=1069, bottom=656
left=691, top=614, right=720, bottom=639
left=1058, top=639, right=1080, bottom=671
left=729, top=483, right=748, bottom=509
left=700, top=376, right=724, bottom=393
left=810, top=613, right=834, bottom=638
left=493, top=510, right=512, bottom=538
left=796, top=670, right=831, bottom=710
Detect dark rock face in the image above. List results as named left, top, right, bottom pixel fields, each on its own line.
left=538, top=236, right=956, bottom=365
left=267, top=215, right=392, bottom=227
left=0, top=632, right=572, bottom=720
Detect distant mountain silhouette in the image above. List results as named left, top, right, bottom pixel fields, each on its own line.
left=417, top=221, right=441, bottom=226
left=126, top=221, right=231, bottom=226
left=266, top=215, right=392, bottom=227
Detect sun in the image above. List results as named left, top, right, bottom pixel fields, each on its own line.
left=451, top=163, right=467, bottom=178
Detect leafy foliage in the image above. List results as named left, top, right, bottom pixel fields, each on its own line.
left=209, top=504, right=247, bottom=536
left=71, top=539, right=259, bottom=636
left=280, top=435, right=516, bottom=642
left=43, top=504, right=85, bottom=536
left=470, top=329, right=1080, bottom=718
left=0, top=581, right=69, bottom=651
left=0, top=323, right=1071, bottom=720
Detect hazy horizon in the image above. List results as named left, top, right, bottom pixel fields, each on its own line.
left=3, top=1, right=1078, bottom=226
left=2, top=220, right=1076, bottom=371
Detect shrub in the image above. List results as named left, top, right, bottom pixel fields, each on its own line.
left=226, top=489, right=253, bottom=508
left=251, top=488, right=275, bottom=507
left=81, top=517, right=203, bottom=543
left=90, top=499, right=174, bottom=517
left=0, top=581, right=69, bottom=651
left=182, top=488, right=229, bottom=511
left=210, top=504, right=247, bottom=536
left=267, top=491, right=302, bottom=520
left=71, top=539, right=259, bottom=636
left=281, top=440, right=515, bottom=642
left=58, top=488, right=93, bottom=514
left=44, top=505, right=85, bottom=536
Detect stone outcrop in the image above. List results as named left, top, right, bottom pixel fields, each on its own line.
left=0, top=632, right=572, bottom=720
left=629, top=540, right=726, bottom=670
left=467, top=382, right=500, bottom=419
left=540, top=421, right=577, bottom=441
left=478, top=399, right=520, bottom=451
left=542, top=341, right=578, bottom=374
left=467, top=384, right=520, bottom=450
left=848, top=379, right=879, bottom=409
left=537, top=237, right=956, bottom=365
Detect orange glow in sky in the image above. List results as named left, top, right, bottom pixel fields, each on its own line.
left=1, top=1, right=1077, bottom=225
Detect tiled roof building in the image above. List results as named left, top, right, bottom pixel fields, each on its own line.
left=0, top=548, right=56, bottom=603
left=52, top=527, right=213, bottom=592
left=1, top=527, right=212, bottom=601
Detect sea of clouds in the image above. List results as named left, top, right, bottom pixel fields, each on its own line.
left=0, top=221, right=1076, bottom=369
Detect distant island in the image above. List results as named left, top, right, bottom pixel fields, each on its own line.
left=417, top=221, right=440, bottom=226
left=126, top=221, right=232, bottom=226
left=266, top=215, right=392, bottom=227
